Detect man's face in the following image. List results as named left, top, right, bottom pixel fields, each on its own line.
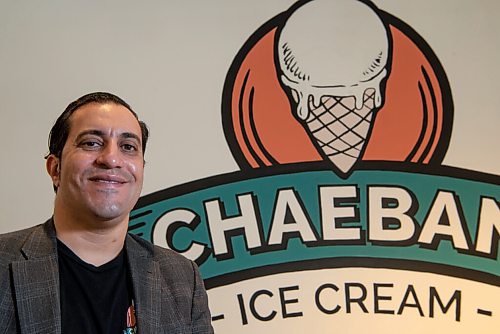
left=49, top=102, right=144, bottom=223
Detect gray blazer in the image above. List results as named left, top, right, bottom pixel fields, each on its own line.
left=0, top=220, right=214, bottom=334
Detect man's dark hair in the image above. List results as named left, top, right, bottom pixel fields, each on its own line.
left=46, top=92, right=149, bottom=160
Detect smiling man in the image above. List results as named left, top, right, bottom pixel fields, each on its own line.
left=0, top=92, right=214, bottom=334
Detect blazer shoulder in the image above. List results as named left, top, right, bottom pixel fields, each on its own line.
left=0, top=220, right=55, bottom=265
left=0, top=225, right=41, bottom=264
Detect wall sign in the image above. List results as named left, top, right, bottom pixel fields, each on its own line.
left=129, top=1, right=499, bottom=332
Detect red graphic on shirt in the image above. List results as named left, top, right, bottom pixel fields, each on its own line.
left=123, top=303, right=137, bottom=334
left=127, top=304, right=136, bottom=327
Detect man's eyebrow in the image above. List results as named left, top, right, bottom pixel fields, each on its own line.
left=75, top=130, right=141, bottom=143
left=75, top=129, right=106, bottom=141
left=120, top=132, right=141, bottom=143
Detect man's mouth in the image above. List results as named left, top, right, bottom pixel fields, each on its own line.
left=92, top=179, right=123, bottom=184
left=89, top=175, right=128, bottom=184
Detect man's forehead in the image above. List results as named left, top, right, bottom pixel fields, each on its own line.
left=69, top=102, right=142, bottom=137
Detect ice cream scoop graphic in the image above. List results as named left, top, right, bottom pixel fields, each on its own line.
left=277, top=0, right=389, bottom=174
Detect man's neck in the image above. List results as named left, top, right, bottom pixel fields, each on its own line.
left=53, top=211, right=129, bottom=267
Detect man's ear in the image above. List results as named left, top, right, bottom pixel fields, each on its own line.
left=46, top=155, right=61, bottom=189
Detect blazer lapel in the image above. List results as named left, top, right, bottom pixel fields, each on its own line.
left=11, top=221, right=61, bottom=334
left=126, top=236, right=162, bottom=334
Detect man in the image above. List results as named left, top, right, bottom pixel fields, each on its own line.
left=0, top=92, right=214, bottom=333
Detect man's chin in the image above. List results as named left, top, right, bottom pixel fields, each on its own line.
left=85, top=195, right=139, bottom=222
left=90, top=204, right=128, bottom=222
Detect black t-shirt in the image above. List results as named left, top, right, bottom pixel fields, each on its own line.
left=57, top=240, right=137, bottom=333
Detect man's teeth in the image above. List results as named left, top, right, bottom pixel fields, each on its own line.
left=94, top=179, right=120, bottom=184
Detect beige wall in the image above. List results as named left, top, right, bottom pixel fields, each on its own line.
left=0, top=0, right=498, bottom=232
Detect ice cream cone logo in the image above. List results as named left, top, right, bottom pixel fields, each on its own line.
left=277, top=0, right=389, bottom=174
left=222, top=0, right=453, bottom=176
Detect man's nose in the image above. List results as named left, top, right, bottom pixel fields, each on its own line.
left=95, top=143, right=122, bottom=168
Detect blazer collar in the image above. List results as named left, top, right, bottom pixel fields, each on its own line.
left=126, top=234, right=162, bottom=334
left=12, top=219, right=61, bottom=334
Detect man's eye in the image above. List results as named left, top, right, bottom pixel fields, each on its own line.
left=80, top=141, right=101, bottom=148
left=122, top=143, right=137, bottom=152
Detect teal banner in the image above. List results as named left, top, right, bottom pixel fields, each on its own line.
left=129, top=165, right=499, bottom=286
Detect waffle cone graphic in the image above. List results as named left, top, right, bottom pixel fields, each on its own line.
left=305, top=89, right=376, bottom=173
